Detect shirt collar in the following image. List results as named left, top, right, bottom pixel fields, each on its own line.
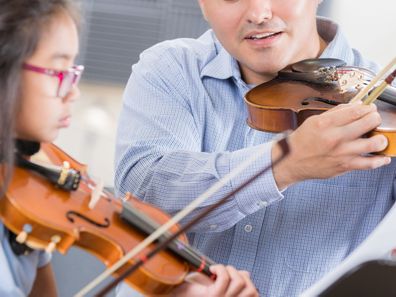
left=200, top=31, right=241, bottom=80
left=317, top=17, right=355, bottom=65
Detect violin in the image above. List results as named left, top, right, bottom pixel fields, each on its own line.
left=0, top=142, right=215, bottom=295
left=244, top=58, right=396, bottom=156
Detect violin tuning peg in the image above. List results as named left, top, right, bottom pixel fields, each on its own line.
left=16, top=224, right=33, bottom=244
left=45, top=235, right=61, bottom=253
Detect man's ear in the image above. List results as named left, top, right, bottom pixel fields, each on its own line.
left=316, top=0, right=324, bottom=11
left=197, top=0, right=208, bottom=21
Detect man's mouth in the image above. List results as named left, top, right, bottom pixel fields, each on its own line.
left=246, top=32, right=282, bottom=40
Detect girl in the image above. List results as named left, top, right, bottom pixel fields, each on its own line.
left=0, top=1, right=258, bottom=296
left=0, top=0, right=81, bottom=296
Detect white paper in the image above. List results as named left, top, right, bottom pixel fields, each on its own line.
left=300, top=203, right=396, bottom=297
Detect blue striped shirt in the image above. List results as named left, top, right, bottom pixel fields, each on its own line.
left=115, top=18, right=395, bottom=296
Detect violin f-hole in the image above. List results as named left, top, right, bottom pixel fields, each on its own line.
left=66, top=211, right=110, bottom=228
left=302, top=97, right=341, bottom=106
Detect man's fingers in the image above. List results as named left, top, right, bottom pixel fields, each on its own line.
left=336, top=134, right=388, bottom=155
left=343, top=155, right=391, bottom=171
left=336, top=110, right=382, bottom=142
left=320, top=102, right=377, bottom=128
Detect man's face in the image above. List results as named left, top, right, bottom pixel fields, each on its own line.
left=199, top=0, right=323, bottom=84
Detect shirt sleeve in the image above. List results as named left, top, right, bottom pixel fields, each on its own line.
left=115, top=47, right=284, bottom=233
left=37, top=250, right=51, bottom=268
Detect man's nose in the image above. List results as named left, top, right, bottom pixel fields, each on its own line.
left=246, top=0, right=273, bottom=25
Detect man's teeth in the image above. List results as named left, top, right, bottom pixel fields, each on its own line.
left=250, top=32, right=277, bottom=39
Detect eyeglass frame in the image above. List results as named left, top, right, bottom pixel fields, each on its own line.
left=22, top=63, right=84, bottom=98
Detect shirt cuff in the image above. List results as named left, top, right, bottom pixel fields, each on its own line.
left=37, top=250, right=52, bottom=268
left=229, top=142, right=284, bottom=215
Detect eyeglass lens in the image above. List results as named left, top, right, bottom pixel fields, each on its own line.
left=57, top=69, right=82, bottom=98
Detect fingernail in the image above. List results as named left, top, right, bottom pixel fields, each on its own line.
left=380, top=135, right=388, bottom=149
left=378, top=157, right=391, bottom=167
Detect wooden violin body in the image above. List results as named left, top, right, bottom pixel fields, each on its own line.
left=0, top=143, right=212, bottom=295
left=245, top=62, right=396, bottom=156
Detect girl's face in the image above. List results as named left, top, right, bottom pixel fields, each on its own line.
left=16, top=11, right=80, bottom=142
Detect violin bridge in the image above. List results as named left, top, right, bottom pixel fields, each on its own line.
left=88, top=178, right=104, bottom=209
left=337, top=68, right=373, bottom=94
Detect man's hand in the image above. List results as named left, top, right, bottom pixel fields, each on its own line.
left=272, top=102, right=391, bottom=189
left=170, top=265, right=259, bottom=297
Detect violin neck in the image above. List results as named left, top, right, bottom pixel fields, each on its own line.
left=120, top=203, right=215, bottom=276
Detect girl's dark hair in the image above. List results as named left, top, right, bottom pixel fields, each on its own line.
left=0, top=0, right=80, bottom=196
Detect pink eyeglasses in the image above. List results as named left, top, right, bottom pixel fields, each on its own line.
left=23, top=63, right=84, bottom=98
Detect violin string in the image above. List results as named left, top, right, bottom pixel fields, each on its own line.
left=82, top=176, right=110, bottom=197
left=350, top=56, right=396, bottom=103
left=74, top=133, right=290, bottom=297
left=94, top=136, right=290, bottom=296
left=363, top=68, right=396, bottom=105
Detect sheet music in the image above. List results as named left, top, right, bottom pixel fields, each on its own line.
left=300, top=203, right=396, bottom=297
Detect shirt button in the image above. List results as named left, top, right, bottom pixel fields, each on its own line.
left=256, top=200, right=268, bottom=208
left=244, top=224, right=253, bottom=233
left=209, top=224, right=217, bottom=230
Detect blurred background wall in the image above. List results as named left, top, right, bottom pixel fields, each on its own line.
left=328, top=0, right=395, bottom=67
left=52, top=0, right=395, bottom=296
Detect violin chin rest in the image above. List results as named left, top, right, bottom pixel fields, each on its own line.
left=291, top=58, right=346, bottom=73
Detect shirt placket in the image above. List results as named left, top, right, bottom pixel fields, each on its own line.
left=228, top=209, right=266, bottom=271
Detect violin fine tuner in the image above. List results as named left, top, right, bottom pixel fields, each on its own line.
left=57, top=161, right=70, bottom=185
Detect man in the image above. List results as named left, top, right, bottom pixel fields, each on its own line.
left=115, top=0, right=395, bottom=296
